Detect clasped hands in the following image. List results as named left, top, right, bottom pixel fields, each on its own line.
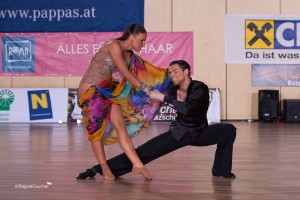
left=138, top=81, right=163, bottom=102
left=112, top=71, right=122, bottom=83
left=112, top=76, right=165, bottom=102
left=146, top=89, right=164, bottom=102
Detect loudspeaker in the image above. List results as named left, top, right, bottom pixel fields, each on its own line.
left=258, top=90, right=279, bottom=122
left=283, top=99, right=300, bottom=123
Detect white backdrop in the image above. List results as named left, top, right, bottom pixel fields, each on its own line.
left=0, top=88, right=68, bottom=123
left=225, top=15, right=300, bottom=64
left=0, top=88, right=220, bottom=123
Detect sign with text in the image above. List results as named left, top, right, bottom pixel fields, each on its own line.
left=68, top=88, right=220, bottom=124
left=225, top=15, right=300, bottom=64
left=0, top=0, right=144, bottom=32
left=0, top=88, right=68, bottom=122
left=252, top=64, right=300, bottom=86
left=0, top=32, right=193, bottom=76
left=0, top=87, right=219, bottom=123
left=2, top=36, right=35, bottom=73
left=153, top=88, right=220, bottom=123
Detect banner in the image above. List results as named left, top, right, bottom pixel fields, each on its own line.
left=0, top=0, right=144, bottom=32
left=153, top=88, right=220, bottom=123
left=0, top=87, right=219, bottom=123
left=68, top=88, right=220, bottom=123
left=207, top=88, right=221, bottom=123
left=225, top=15, right=300, bottom=64
left=0, top=32, right=193, bottom=76
left=0, top=88, right=68, bottom=122
left=68, top=89, right=82, bottom=122
left=252, top=64, right=300, bottom=86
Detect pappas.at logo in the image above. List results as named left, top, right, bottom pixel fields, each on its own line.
left=245, top=20, right=274, bottom=49
left=246, top=20, right=300, bottom=49
left=0, top=89, right=15, bottom=111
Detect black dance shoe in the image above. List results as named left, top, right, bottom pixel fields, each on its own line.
left=212, top=169, right=236, bottom=179
left=213, top=172, right=236, bottom=178
left=76, top=167, right=98, bottom=180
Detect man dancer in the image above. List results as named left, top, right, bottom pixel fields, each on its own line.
left=76, top=60, right=236, bottom=179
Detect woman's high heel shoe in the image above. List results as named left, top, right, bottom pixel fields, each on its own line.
left=100, top=164, right=115, bottom=181
left=132, top=165, right=152, bottom=180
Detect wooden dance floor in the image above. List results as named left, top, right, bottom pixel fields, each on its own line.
left=0, top=121, right=300, bottom=200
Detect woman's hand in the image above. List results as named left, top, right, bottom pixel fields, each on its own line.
left=112, top=70, right=123, bottom=83
left=147, top=90, right=164, bottom=102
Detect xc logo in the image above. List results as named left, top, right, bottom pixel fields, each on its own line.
left=247, top=22, right=273, bottom=46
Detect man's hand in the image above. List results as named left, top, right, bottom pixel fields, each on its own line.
left=147, top=90, right=164, bottom=102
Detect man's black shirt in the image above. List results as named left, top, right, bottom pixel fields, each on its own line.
left=163, top=80, right=209, bottom=141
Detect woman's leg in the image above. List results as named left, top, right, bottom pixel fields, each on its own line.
left=110, top=103, right=152, bottom=180
left=91, top=141, right=115, bottom=181
left=79, top=85, right=115, bottom=181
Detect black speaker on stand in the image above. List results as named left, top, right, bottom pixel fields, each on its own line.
left=258, top=90, right=279, bottom=122
left=283, top=99, right=300, bottom=123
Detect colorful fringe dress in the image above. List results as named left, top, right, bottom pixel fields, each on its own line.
left=78, top=51, right=171, bottom=145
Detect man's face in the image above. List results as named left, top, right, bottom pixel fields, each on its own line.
left=168, top=64, right=186, bottom=86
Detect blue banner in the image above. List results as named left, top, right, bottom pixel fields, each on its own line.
left=2, top=36, right=35, bottom=73
left=0, top=0, right=144, bottom=32
left=27, top=90, right=53, bottom=120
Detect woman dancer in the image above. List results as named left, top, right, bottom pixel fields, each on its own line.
left=78, top=24, right=170, bottom=181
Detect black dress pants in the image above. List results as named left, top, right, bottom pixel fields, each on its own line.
left=96, top=123, right=236, bottom=177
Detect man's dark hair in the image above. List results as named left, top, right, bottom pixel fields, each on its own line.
left=117, top=24, right=147, bottom=41
left=169, top=60, right=191, bottom=76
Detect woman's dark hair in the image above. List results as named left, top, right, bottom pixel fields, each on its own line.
left=117, top=24, right=147, bottom=41
left=169, top=60, right=191, bottom=76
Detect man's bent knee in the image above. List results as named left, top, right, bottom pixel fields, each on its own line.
left=224, top=123, right=236, bottom=141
